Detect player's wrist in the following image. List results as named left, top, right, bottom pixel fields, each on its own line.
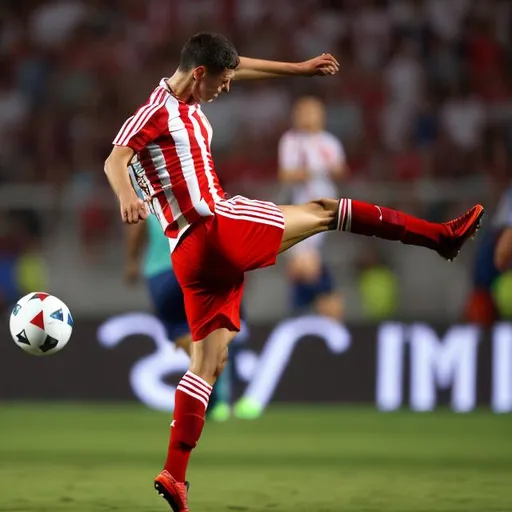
left=118, top=187, right=138, bottom=202
left=292, top=62, right=306, bottom=76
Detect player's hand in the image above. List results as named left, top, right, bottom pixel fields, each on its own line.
left=124, top=260, right=140, bottom=285
left=119, top=191, right=149, bottom=224
left=299, top=53, right=340, bottom=76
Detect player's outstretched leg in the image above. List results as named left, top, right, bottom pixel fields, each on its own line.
left=334, top=199, right=485, bottom=261
left=279, top=198, right=485, bottom=261
left=155, top=328, right=236, bottom=512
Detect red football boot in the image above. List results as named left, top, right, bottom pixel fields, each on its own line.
left=437, top=205, right=485, bottom=261
left=154, top=470, right=190, bottom=512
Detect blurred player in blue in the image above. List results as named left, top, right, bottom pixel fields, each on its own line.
left=278, top=96, right=347, bottom=320
left=466, top=185, right=512, bottom=324
left=124, top=193, right=236, bottom=422
left=493, top=186, right=512, bottom=271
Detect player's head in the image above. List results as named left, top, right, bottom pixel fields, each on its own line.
left=292, top=96, right=326, bottom=132
left=179, top=32, right=239, bottom=103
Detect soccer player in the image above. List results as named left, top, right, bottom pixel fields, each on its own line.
left=278, top=96, right=347, bottom=320
left=104, top=33, right=484, bottom=511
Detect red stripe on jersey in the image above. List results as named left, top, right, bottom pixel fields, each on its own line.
left=178, top=103, right=214, bottom=210
left=191, top=110, right=223, bottom=199
left=139, top=145, right=174, bottom=229
left=154, top=102, right=196, bottom=227
left=113, top=88, right=166, bottom=146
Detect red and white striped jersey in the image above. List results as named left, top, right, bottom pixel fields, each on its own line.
left=113, top=78, right=225, bottom=250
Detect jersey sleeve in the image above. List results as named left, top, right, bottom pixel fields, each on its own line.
left=278, top=132, right=303, bottom=171
left=112, top=99, right=167, bottom=152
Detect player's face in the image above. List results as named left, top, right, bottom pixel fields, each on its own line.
left=293, top=98, right=326, bottom=132
left=193, top=67, right=235, bottom=103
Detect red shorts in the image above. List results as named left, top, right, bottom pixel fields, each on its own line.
left=171, top=195, right=285, bottom=341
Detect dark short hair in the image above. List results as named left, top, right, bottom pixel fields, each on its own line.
left=178, top=32, right=239, bottom=74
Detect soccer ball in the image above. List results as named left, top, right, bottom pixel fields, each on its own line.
left=9, top=292, right=73, bottom=356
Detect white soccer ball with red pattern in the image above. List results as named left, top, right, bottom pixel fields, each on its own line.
left=9, top=292, right=73, bottom=356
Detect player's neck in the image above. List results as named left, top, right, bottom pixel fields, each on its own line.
left=166, top=72, right=196, bottom=104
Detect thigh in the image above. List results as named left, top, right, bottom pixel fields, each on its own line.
left=190, top=328, right=238, bottom=385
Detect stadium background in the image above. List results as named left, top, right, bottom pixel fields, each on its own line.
left=1, top=1, right=511, bottom=511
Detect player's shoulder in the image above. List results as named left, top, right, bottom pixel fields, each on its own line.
left=142, top=83, right=169, bottom=108
left=136, top=79, right=180, bottom=117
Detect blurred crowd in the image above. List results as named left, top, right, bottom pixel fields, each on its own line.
left=1, top=0, right=511, bottom=190
left=1, top=0, right=512, bottom=320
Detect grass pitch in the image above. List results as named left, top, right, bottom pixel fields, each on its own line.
left=0, top=404, right=511, bottom=511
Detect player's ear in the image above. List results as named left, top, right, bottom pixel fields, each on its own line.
left=193, top=66, right=206, bottom=81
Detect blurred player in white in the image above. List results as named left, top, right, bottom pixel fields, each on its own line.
left=278, top=97, right=347, bottom=320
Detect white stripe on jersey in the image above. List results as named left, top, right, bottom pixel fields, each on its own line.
left=189, top=106, right=223, bottom=202
left=197, top=108, right=213, bottom=146
left=130, top=156, right=169, bottom=232
left=146, top=142, right=188, bottom=232
left=114, top=88, right=166, bottom=146
left=167, top=99, right=213, bottom=218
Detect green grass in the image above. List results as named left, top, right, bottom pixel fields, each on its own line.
left=0, top=404, right=511, bottom=511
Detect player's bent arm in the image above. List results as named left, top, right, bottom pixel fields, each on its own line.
left=126, top=222, right=147, bottom=264
left=234, top=54, right=339, bottom=81
left=104, top=145, right=136, bottom=198
left=494, top=227, right=512, bottom=271
left=104, top=145, right=148, bottom=223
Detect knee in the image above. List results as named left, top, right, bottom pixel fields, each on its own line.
left=190, top=335, right=234, bottom=384
left=190, top=352, right=223, bottom=384
left=214, top=347, right=229, bottom=379
left=308, top=198, right=338, bottom=226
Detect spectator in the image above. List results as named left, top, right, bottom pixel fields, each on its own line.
left=440, top=82, right=486, bottom=154
left=278, top=96, right=347, bottom=321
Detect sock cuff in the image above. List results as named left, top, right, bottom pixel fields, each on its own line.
left=176, top=372, right=213, bottom=410
left=184, top=371, right=213, bottom=392
left=337, top=198, right=352, bottom=231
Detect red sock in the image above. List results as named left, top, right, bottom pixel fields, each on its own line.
left=336, top=198, right=445, bottom=250
left=164, top=371, right=212, bottom=482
